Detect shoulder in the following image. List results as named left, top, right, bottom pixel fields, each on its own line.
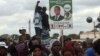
left=51, top=16, right=55, bottom=19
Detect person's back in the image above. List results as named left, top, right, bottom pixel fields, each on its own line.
left=41, top=7, right=49, bottom=30
left=85, top=48, right=94, bottom=56
left=93, top=39, right=100, bottom=56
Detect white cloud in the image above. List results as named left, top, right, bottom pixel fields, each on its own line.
left=0, top=10, right=35, bottom=35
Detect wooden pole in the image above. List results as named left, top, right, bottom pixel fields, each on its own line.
left=29, top=20, right=31, bottom=36
left=61, top=29, right=63, bottom=47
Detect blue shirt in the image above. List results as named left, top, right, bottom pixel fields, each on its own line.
left=85, top=48, right=94, bottom=56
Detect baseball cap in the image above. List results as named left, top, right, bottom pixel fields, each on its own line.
left=0, top=42, right=8, bottom=48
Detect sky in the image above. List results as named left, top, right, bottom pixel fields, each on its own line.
left=0, top=0, right=100, bottom=36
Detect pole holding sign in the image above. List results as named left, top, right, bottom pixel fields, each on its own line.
left=61, top=29, right=63, bottom=47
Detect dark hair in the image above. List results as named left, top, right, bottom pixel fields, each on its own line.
left=0, top=46, right=7, bottom=56
left=0, top=46, right=7, bottom=50
left=93, top=39, right=100, bottom=55
left=32, top=35, right=41, bottom=43
left=54, top=6, right=60, bottom=10
left=51, top=41, right=61, bottom=52
left=37, top=6, right=42, bottom=13
left=52, top=41, right=61, bottom=46
left=42, top=7, right=47, bottom=11
left=38, top=6, right=42, bottom=10
left=30, top=45, right=42, bottom=53
left=19, top=29, right=26, bottom=33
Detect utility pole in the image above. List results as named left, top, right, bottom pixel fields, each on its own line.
left=29, top=20, right=31, bottom=36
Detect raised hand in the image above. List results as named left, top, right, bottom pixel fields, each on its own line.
left=37, top=1, right=40, bottom=4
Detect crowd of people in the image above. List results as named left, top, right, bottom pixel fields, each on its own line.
left=0, top=1, right=100, bottom=56
left=0, top=28, right=100, bottom=56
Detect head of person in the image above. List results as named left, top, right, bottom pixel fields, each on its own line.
left=37, top=6, right=42, bottom=13
left=19, top=29, right=26, bottom=35
left=31, top=35, right=41, bottom=45
left=0, top=46, right=7, bottom=56
left=54, top=6, right=61, bottom=16
left=87, top=43, right=93, bottom=48
left=51, top=41, right=61, bottom=54
left=82, top=41, right=87, bottom=49
left=67, top=38, right=72, bottom=41
left=93, top=39, right=100, bottom=55
left=63, top=50, right=73, bottom=56
left=31, top=45, right=42, bottom=56
left=42, top=7, right=47, bottom=13
left=64, top=38, right=73, bottom=48
left=64, top=38, right=72, bottom=42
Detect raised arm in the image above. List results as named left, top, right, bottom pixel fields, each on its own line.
left=35, top=1, right=40, bottom=13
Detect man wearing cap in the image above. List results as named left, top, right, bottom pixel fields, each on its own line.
left=18, top=28, right=30, bottom=56
left=19, top=28, right=30, bottom=43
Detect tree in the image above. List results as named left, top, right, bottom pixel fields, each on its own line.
left=59, top=35, right=68, bottom=42
left=52, top=33, right=59, bottom=39
left=68, top=34, right=80, bottom=39
left=79, top=31, right=84, bottom=35
left=0, top=34, right=10, bottom=39
left=11, top=34, right=19, bottom=40
left=0, top=34, right=11, bottom=45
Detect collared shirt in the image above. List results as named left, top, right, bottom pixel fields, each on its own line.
left=55, top=15, right=60, bottom=20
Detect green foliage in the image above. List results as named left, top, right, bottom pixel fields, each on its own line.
left=68, top=34, right=80, bottom=39
left=52, top=33, right=59, bottom=39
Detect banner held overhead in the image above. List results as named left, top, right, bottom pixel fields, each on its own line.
left=49, top=0, right=73, bottom=29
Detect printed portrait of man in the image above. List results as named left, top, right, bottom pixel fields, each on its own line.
left=51, top=6, right=64, bottom=21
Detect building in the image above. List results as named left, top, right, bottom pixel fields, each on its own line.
left=80, top=30, right=100, bottom=39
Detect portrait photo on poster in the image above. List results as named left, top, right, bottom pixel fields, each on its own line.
left=50, top=5, right=64, bottom=21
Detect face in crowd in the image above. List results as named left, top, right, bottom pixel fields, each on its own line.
left=37, top=6, right=42, bottom=13
left=19, top=29, right=26, bottom=35
left=51, top=41, right=61, bottom=53
left=32, top=45, right=42, bottom=56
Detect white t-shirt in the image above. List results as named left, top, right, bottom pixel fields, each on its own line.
left=33, top=12, right=42, bottom=29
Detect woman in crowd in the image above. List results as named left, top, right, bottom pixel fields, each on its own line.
left=63, top=38, right=75, bottom=55
left=29, top=35, right=41, bottom=52
left=49, top=41, right=62, bottom=56
left=30, top=45, right=46, bottom=56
